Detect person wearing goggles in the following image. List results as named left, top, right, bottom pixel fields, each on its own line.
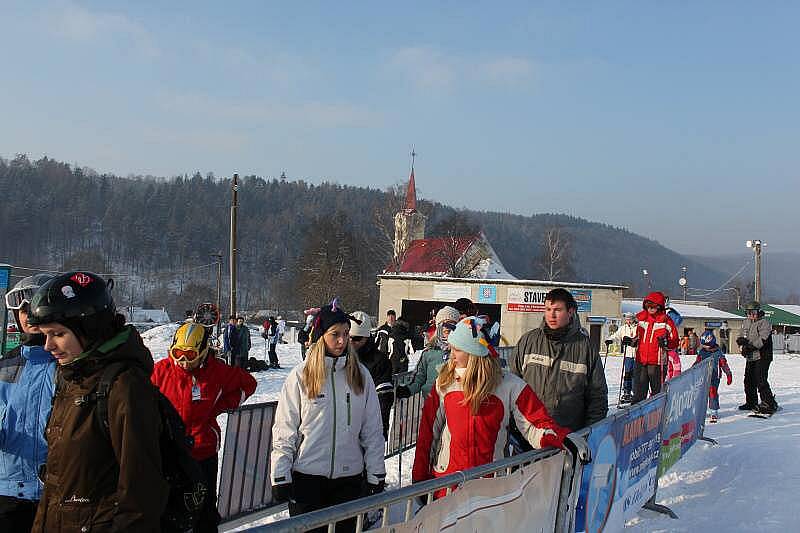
left=0, top=273, right=55, bottom=531
left=152, top=321, right=256, bottom=532
left=396, top=306, right=461, bottom=401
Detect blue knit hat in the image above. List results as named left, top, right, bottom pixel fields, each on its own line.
left=447, top=316, right=489, bottom=357
left=700, top=330, right=717, bottom=347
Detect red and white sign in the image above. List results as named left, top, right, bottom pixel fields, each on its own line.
left=507, top=287, right=548, bottom=312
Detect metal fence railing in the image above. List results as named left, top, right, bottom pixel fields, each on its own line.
left=242, top=446, right=571, bottom=533
left=385, top=371, right=424, bottom=458
left=218, top=401, right=278, bottom=523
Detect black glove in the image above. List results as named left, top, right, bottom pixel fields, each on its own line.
left=735, top=336, right=748, bottom=347
left=365, top=479, right=385, bottom=496
left=657, top=336, right=669, bottom=349
left=395, top=385, right=412, bottom=399
left=604, top=339, right=614, bottom=346
left=272, top=483, right=292, bottom=503
left=621, top=336, right=633, bottom=346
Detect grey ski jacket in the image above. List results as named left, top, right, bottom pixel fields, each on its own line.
left=509, top=315, right=608, bottom=430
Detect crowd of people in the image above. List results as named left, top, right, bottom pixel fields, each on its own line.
left=0, top=271, right=777, bottom=531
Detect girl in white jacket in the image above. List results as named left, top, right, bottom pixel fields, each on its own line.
left=270, top=300, right=386, bottom=531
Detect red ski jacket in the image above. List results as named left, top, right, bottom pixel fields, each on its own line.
left=152, top=355, right=257, bottom=461
left=635, top=292, right=679, bottom=365
left=412, top=372, right=568, bottom=487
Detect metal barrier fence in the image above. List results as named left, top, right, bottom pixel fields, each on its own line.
left=244, top=446, right=576, bottom=533
left=218, top=401, right=279, bottom=523
left=385, top=371, right=423, bottom=458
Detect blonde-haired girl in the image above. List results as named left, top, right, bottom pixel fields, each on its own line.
left=413, top=316, right=570, bottom=494
left=270, top=300, right=386, bottom=529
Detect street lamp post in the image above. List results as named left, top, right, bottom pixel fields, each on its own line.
left=642, top=269, right=652, bottom=292
left=746, top=240, right=765, bottom=304
left=679, top=266, right=688, bottom=302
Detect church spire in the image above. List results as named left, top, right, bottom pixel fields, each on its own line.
left=404, top=148, right=417, bottom=212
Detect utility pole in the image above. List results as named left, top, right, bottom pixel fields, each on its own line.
left=211, top=252, right=223, bottom=336
left=230, top=174, right=239, bottom=318
left=746, top=240, right=765, bottom=303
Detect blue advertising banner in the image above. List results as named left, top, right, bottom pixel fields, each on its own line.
left=657, top=357, right=713, bottom=477
left=575, top=394, right=666, bottom=532
left=0, top=266, right=9, bottom=290
left=571, top=289, right=592, bottom=312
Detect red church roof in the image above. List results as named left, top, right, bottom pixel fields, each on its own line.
left=389, top=235, right=479, bottom=273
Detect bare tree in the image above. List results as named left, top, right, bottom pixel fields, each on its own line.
left=432, top=235, right=490, bottom=278
left=535, top=226, right=575, bottom=281
left=293, top=212, right=371, bottom=310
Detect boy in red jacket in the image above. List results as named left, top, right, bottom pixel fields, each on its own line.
left=631, top=292, right=679, bottom=404
left=152, top=322, right=257, bottom=532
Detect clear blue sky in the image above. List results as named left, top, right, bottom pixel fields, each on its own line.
left=1, top=1, right=797, bottom=255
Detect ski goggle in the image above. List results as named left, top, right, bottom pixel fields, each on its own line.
left=170, top=348, right=201, bottom=361
left=4, top=286, right=37, bottom=310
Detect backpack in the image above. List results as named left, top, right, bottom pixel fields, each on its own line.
left=92, top=362, right=208, bottom=532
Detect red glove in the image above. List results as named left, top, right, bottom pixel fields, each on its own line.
left=539, top=427, right=571, bottom=450
left=726, top=374, right=733, bottom=386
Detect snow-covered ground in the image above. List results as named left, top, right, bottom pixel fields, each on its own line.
left=141, top=325, right=799, bottom=531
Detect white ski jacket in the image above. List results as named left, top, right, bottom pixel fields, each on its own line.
left=271, top=355, right=386, bottom=486
left=608, top=323, right=638, bottom=359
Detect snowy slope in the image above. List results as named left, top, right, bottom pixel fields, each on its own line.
left=140, top=328, right=798, bottom=531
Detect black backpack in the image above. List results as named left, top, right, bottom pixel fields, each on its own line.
left=91, top=362, right=208, bottom=532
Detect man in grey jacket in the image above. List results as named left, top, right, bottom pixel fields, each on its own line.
left=736, top=301, right=777, bottom=414
left=510, top=288, right=608, bottom=431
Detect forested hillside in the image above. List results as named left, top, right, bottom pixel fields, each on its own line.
left=0, top=154, right=728, bottom=317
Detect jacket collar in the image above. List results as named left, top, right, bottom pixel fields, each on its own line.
left=324, top=352, right=349, bottom=371
left=21, top=345, right=54, bottom=364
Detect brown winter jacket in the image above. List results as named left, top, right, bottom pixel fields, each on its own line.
left=32, top=326, right=169, bottom=533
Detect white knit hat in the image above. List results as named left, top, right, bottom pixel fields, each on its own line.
left=349, top=310, right=372, bottom=337
left=435, top=306, right=460, bottom=325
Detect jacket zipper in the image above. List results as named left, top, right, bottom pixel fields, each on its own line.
left=330, top=362, right=337, bottom=478
left=346, top=392, right=351, bottom=426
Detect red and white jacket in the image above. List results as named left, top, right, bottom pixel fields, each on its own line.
left=635, top=292, right=679, bottom=366
left=152, top=355, right=257, bottom=461
left=412, top=370, right=568, bottom=485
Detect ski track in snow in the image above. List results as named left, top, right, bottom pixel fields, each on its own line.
left=141, top=325, right=798, bottom=531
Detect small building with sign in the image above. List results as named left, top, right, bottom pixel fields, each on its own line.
left=377, top=166, right=626, bottom=353
left=377, top=275, right=626, bottom=352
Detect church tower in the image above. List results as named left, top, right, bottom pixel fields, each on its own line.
left=393, top=150, right=427, bottom=268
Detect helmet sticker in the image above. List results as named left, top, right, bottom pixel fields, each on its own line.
left=70, top=273, right=93, bottom=287
left=61, top=285, right=76, bottom=299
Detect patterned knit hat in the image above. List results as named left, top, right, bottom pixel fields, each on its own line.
left=446, top=316, right=490, bottom=357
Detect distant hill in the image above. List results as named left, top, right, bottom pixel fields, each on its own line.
left=1, top=153, right=735, bottom=316
left=688, top=251, right=800, bottom=303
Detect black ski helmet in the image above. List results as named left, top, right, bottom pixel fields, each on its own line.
left=28, top=271, right=115, bottom=326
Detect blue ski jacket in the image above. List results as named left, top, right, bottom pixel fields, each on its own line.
left=0, top=345, right=56, bottom=501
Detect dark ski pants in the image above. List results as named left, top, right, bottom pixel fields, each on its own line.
left=288, top=471, right=364, bottom=532
left=195, top=455, right=221, bottom=532
left=744, top=359, right=774, bottom=407
left=632, top=362, right=665, bottom=404
left=268, top=343, right=279, bottom=367
left=0, top=495, right=37, bottom=532
left=622, top=356, right=635, bottom=394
